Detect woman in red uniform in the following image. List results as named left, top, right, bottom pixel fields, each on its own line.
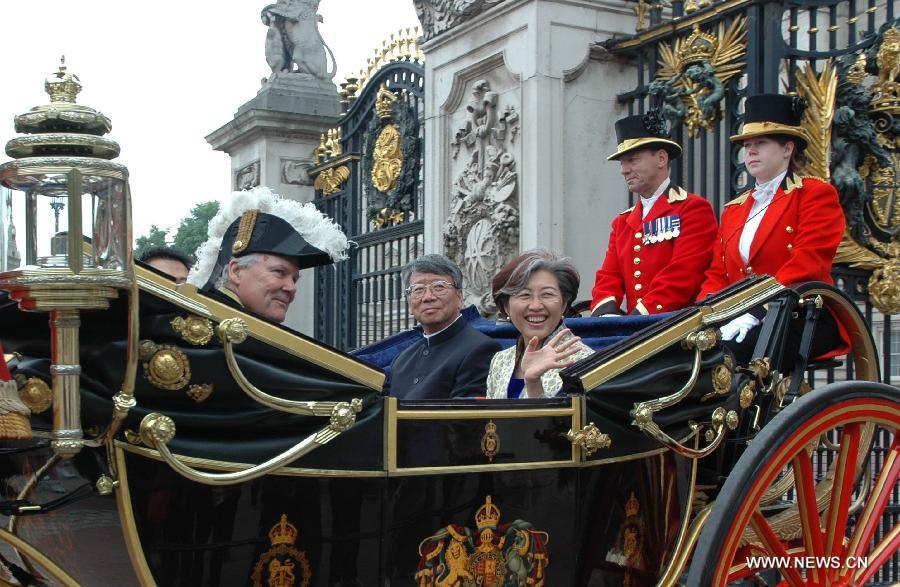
left=698, top=93, right=845, bottom=350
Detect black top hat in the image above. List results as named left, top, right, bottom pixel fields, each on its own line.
left=730, top=94, right=809, bottom=150
left=607, top=110, right=682, bottom=161
left=200, top=210, right=331, bottom=291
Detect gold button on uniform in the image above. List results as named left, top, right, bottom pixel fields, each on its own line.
left=635, top=284, right=643, bottom=291
left=634, top=270, right=641, bottom=278
left=746, top=266, right=753, bottom=274
left=787, top=243, right=793, bottom=250
left=635, top=232, right=642, bottom=239
left=634, top=245, right=641, bottom=252
left=786, top=226, right=794, bottom=233
left=656, top=304, right=663, bottom=311
left=634, top=257, right=641, bottom=265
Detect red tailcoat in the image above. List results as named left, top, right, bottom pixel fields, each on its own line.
left=591, top=185, right=718, bottom=315
left=697, top=174, right=845, bottom=299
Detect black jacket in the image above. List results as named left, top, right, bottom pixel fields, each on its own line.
left=388, top=316, right=500, bottom=399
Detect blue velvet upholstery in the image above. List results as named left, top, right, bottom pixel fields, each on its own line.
left=352, top=306, right=671, bottom=379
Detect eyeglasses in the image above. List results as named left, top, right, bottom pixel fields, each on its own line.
left=405, top=280, right=458, bottom=300
left=511, top=290, right=562, bottom=303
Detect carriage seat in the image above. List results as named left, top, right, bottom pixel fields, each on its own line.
left=352, top=305, right=670, bottom=377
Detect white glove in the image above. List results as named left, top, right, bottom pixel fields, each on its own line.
left=720, top=313, right=761, bottom=343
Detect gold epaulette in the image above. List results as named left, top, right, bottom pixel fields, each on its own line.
left=724, top=190, right=751, bottom=207
left=666, top=185, right=688, bottom=202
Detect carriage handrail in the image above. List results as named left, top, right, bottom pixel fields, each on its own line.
left=629, top=331, right=736, bottom=458
left=216, top=317, right=351, bottom=417
left=138, top=398, right=363, bottom=486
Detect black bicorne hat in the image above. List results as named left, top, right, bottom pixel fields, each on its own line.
left=730, top=94, right=809, bottom=150
left=200, top=210, right=331, bottom=291
left=607, top=110, right=683, bottom=161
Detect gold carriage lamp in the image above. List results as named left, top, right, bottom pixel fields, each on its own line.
left=0, top=58, right=133, bottom=458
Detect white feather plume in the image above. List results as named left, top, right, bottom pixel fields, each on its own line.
left=187, top=186, right=349, bottom=287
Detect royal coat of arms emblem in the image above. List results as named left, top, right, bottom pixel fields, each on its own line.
left=414, top=495, right=549, bottom=586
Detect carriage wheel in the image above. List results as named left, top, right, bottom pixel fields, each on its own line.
left=687, top=381, right=900, bottom=586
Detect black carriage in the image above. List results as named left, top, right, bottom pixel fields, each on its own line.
left=0, top=265, right=896, bottom=586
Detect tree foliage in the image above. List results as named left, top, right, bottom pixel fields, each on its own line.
left=173, top=201, right=220, bottom=262
left=134, top=225, right=168, bottom=260
left=133, top=201, right=220, bottom=262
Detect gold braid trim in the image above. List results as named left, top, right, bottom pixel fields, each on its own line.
left=231, top=209, right=259, bottom=254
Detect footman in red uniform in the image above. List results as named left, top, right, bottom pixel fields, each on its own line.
left=591, top=110, right=718, bottom=316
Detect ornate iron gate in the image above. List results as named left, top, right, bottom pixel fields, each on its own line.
left=310, top=35, right=424, bottom=350
left=608, top=1, right=899, bottom=582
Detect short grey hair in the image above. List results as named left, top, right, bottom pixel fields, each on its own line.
left=491, top=249, right=580, bottom=313
left=214, top=253, right=263, bottom=289
left=400, top=254, right=464, bottom=289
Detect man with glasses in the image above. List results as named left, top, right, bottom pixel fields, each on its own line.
left=389, top=254, right=500, bottom=399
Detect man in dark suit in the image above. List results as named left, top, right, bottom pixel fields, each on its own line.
left=389, top=254, right=500, bottom=399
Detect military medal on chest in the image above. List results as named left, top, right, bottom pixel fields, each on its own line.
left=643, top=214, right=681, bottom=245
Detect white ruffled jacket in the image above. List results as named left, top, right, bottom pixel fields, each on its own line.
left=485, top=324, right=594, bottom=399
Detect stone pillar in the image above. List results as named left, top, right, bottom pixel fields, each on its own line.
left=418, top=0, right=639, bottom=310
left=206, top=75, right=341, bottom=335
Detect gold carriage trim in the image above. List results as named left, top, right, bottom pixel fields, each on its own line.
left=140, top=341, right=191, bottom=391
left=171, top=315, right=215, bottom=346
left=481, top=420, right=500, bottom=462
left=251, top=514, right=312, bottom=587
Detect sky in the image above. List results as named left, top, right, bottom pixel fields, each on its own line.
left=0, top=0, right=420, bottom=241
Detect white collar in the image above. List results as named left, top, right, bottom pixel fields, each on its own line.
left=422, top=313, right=462, bottom=340
left=753, top=169, right=788, bottom=204
left=639, top=177, right=671, bottom=219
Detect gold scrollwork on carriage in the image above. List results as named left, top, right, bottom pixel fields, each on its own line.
left=140, top=341, right=191, bottom=391
left=171, top=314, right=215, bottom=346
left=481, top=420, right=500, bottom=461
left=566, top=422, right=612, bottom=456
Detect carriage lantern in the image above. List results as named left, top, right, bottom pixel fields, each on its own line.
left=0, top=58, right=133, bottom=457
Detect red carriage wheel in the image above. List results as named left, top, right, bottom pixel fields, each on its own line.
left=687, top=381, right=900, bottom=586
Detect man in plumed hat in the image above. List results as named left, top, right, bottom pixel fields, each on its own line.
left=591, top=110, right=718, bottom=315
left=188, top=188, right=348, bottom=324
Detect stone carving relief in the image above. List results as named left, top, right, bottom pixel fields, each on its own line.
left=236, top=161, right=260, bottom=190
left=443, top=79, right=519, bottom=314
left=262, top=0, right=336, bottom=81
left=413, top=0, right=508, bottom=40
left=281, top=158, right=314, bottom=186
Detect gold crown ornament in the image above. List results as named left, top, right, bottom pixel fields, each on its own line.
left=678, top=24, right=717, bottom=67
left=375, top=85, right=399, bottom=120
left=45, top=56, right=82, bottom=103
left=268, top=514, right=299, bottom=546
left=475, top=496, right=502, bottom=530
